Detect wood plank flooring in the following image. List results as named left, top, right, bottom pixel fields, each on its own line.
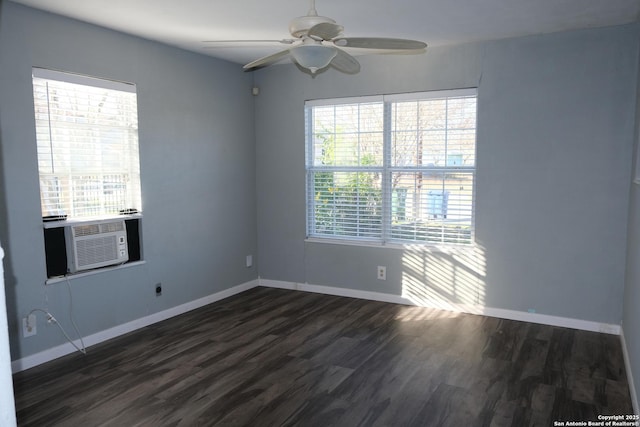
left=13, top=287, right=634, bottom=426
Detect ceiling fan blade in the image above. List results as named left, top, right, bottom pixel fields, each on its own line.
left=330, top=48, right=360, bottom=74
left=308, top=22, right=344, bottom=40
left=333, top=37, right=427, bottom=50
left=203, top=39, right=295, bottom=45
left=243, top=49, right=291, bottom=71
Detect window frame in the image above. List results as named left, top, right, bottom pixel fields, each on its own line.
left=32, top=67, right=142, bottom=222
left=305, top=88, right=478, bottom=247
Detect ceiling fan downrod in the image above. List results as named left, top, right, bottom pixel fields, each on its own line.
left=308, top=0, right=318, bottom=16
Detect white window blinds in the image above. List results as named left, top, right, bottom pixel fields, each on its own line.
left=306, top=89, right=477, bottom=245
left=32, top=68, right=142, bottom=219
left=307, top=100, right=385, bottom=240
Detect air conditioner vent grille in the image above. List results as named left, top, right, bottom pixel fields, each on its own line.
left=101, top=221, right=124, bottom=233
left=73, top=224, right=100, bottom=237
left=76, top=236, right=118, bottom=267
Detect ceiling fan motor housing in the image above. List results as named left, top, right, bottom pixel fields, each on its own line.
left=289, top=15, right=336, bottom=38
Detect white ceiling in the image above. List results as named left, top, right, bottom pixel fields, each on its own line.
left=9, top=0, right=640, bottom=67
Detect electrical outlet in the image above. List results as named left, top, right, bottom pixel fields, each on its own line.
left=155, top=283, right=162, bottom=297
left=23, top=314, right=36, bottom=337
left=377, top=266, right=386, bottom=280
left=246, top=255, right=253, bottom=268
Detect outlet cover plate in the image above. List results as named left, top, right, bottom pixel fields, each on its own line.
left=23, top=314, right=36, bottom=337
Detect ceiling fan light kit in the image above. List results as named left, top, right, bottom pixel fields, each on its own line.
left=290, top=44, right=337, bottom=74
left=209, top=0, right=427, bottom=75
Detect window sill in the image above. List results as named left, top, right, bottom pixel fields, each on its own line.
left=43, top=213, right=142, bottom=229
left=45, top=260, right=146, bottom=285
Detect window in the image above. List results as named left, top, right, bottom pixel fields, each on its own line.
left=32, top=68, right=141, bottom=220
left=306, top=89, right=477, bottom=245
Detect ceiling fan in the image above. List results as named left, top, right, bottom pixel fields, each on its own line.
left=203, top=0, right=427, bottom=75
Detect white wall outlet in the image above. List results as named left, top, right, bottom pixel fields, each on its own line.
left=246, top=255, right=253, bottom=268
left=377, top=266, right=386, bottom=280
left=23, top=314, right=36, bottom=337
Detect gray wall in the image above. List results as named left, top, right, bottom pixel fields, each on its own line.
left=623, top=42, right=640, bottom=412
left=0, top=2, right=258, bottom=360
left=255, top=24, right=639, bottom=325
left=2, top=0, right=639, bottom=398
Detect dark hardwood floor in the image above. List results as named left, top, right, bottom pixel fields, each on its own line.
left=13, top=287, right=634, bottom=426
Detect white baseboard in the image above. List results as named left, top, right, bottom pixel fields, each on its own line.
left=259, top=279, right=621, bottom=335
left=621, top=328, right=639, bottom=415
left=11, top=279, right=259, bottom=373
left=12, top=277, right=623, bottom=374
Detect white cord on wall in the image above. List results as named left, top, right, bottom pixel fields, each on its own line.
left=26, top=277, right=87, bottom=355
left=64, top=277, right=86, bottom=355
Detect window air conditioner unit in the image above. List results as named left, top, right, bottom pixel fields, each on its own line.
left=65, top=219, right=128, bottom=273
